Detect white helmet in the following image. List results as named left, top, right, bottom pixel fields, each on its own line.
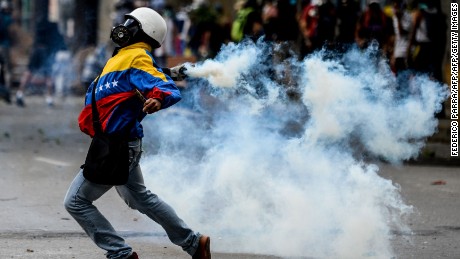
left=126, top=7, right=167, bottom=47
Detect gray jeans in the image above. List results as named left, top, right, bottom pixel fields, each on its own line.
left=64, top=139, right=200, bottom=259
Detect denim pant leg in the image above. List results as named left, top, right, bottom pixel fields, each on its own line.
left=63, top=170, right=132, bottom=259
left=115, top=139, right=201, bottom=256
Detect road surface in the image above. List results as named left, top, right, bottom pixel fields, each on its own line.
left=0, top=96, right=459, bottom=258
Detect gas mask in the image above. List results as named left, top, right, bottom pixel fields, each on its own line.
left=110, top=18, right=140, bottom=47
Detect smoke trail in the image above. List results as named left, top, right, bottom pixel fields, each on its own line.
left=141, top=40, right=447, bottom=258
left=185, top=41, right=263, bottom=88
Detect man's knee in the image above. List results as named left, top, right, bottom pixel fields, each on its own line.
left=117, top=187, right=158, bottom=211
left=63, top=193, right=78, bottom=213
left=117, top=189, right=139, bottom=210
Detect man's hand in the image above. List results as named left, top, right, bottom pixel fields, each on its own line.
left=170, top=63, right=188, bottom=81
left=143, top=98, right=162, bottom=114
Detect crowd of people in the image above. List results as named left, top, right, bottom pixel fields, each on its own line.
left=148, top=0, right=448, bottom=116
left=143, top=0, right=447, bottom=75
left=0, top=0, right=449, bottom=114
left=83, top=0, right=450, bottom=111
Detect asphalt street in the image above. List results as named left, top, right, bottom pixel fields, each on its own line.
left=0, top=96, right=459, bottom=259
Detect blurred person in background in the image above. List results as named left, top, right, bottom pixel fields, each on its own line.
left=0, top=0, right=12, bottom=103
left=408, top=0, right=446, bottom=117
left=355, top=0, right=393, bottom=55
left=336, top=0, right=360, bottom=51
left=269, top=0, right=299, bottom=44
left=15, top=19, right=67, bottom=107
left=175, top=5, right=192, bottom=56
left=299, top=0, right=337, bottom=57
left=150, top=0, right=165, bottom=11
left=188, top=1, right=228, bottom=60
left=389, top=0, right=412, bottom=98
left=408, top=0, right=446, bottom=83
left=265, top=0, right=300, bottom=91
left=390, top=0, right=412, bottom=75
left=113, top=0, right=135, bottom=26
left=261, top=0, right=278, bottom=42
left=231, top=0, right=264, bottom=43
left=153, top=5, right=176, bottom=67
left=211, top=3, right=232, bottom=52
left=63, top=7, right=211, bottom=259
left=81, top=40, right=116, bottom=90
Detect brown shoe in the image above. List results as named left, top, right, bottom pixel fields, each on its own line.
left=192, top=235, right=211, bottom=259
left=127, top=252, right=139, bottom=259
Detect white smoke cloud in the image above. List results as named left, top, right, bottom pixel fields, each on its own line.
left=185, top=41, right=262, bottom=88
left=140, top=40, right=447, bottom=258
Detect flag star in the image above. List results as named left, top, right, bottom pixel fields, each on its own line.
left=112, top=80, right=118, bottom=87
left=99, top=85, right=103, bottom=91
left=105, top=82, right=111, bottom=89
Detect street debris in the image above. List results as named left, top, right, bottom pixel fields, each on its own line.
left=431, top=180, right=447, bottom=185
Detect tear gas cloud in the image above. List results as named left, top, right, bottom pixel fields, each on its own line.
left=141, top=41, right=447, bottom=258
left=184, top=43, right=262, bottom=88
